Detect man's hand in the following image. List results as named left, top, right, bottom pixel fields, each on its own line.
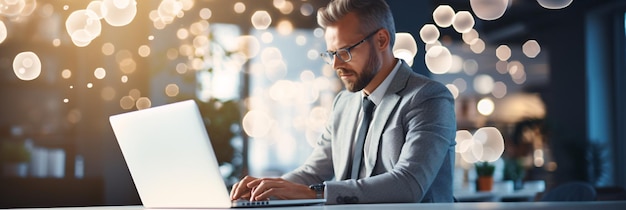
left=230, top=176, right=256, bottom=201
left=230, top=176, right=316, bottom=201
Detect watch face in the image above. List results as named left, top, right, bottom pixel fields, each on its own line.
left=309, top=184, right=325, bottom=191
left=309, top=184, right=325, bottom=199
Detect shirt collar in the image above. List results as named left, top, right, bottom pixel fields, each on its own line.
left=362, top=59, right=403, bottom=106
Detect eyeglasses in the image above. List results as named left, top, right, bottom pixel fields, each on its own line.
left=320, top=29, right=381, bottom=65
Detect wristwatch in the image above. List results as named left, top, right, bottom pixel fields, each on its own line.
left=308, top=183, right=325, bottom=199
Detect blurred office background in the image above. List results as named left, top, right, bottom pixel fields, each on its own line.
left=0, top=0, right=625, bottom=207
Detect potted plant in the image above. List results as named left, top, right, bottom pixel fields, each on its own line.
left=475, top=161, right=496, bottom=191
left=504, top=158, right=526, bottom=190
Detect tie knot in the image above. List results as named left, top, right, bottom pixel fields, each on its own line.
left=362, top=97, right=375, bottom=114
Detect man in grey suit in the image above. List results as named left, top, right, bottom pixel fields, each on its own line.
left=230, top=0, right=456, bottom=204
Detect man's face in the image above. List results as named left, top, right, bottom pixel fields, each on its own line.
left=324, top=13, right=381, bottom=92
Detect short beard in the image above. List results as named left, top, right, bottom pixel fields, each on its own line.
left=340, top=43, right=381, bottom=92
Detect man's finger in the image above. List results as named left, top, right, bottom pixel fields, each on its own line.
left=230, top=182, right=239, bottom=200
left=254, top=187, right=281, bottom=201
left=250, top=179, right=282, bottom=200
left=230, top=176, right=258, bottom=200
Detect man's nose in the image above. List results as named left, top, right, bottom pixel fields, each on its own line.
left=331, top=54, right=343, bottom=70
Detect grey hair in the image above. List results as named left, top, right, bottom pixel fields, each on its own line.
left=317, top=0, right=396, bottom=47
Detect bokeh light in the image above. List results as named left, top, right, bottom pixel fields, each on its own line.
left=537, top=0, right=573, bottom=9
left=296, top=35, right=307, bottom=46
left=523, top=40, right=541, bottom=58
left=273, top=0, right=286, bottom=9
left=61, top=69, right=72, bottom=79
left=456, top=130, right=473, bottom=153
left=234, top=2, right=246, bottom=14
left=452, top=11, right=475, bottom=33
left=180, top=0, right=194, bottom=11
left=393, top=32, right=418, bottom=66
left=251, top=10, right=272, bottom=30
left=276, top=20, right=294, bottom=35
left=242, top=110, right=273, bottom=138
left=496, top=60, right=508, bottom=74
left=453, top=78, right=467, bottom=93
left=477, top=97, right=495, bottom=116
left=470, top=38, right=485, bottom=54
left=496, top=45, right=511, bottom=61
left=462, top=29, right=479, bottom=45
left=470, top=0, right=509, bottom=21
left=264, top=60, right=287, bottom=81
left=136, top=97, right=152, bottom=110
left=0, top=0, right=25, bottom=17
left=261, top=47, right=283, bottom=65
left=94, top=67, right=106, bottom=79
left=199, top=8, right=212, bottom=20
left=102, top=0, right=137, bottom=27
left=13, top=51, right=42, bottom=81
left=446, top=84, right=459, bottom=99
left=120, top=96, right=135, bottom=110
left=129, top=89, right=141, bottom=100
left=20, top=0, right=36, bottom=16
left=102, top=42, right=115, bottom=55
left=508, top=60, right=526, bottom=82
left=175, top=63, right=187, bottom=74
left=52, top=39, right=61, bottom=47
left=419, top=24, right=439, bottom=44
left=165, top=83, right=180, bottom=97
left=65, top=9, right=102, bottom=47
left=474, top=74, right=495, bottom=95
left=269, top=80, right=297, bottom=104
left=67, top=109, right=82, bottom=124
left=492, top=81, right=507, bottom=98
left=277, top=1, right=294, bottom=15
left=300, top=70, right=315, bottom=82
left=261, top=31, right=274, bottom=43
left=167, top=48, right=179, bottom=60
left=425, top=46, right=452, bottom=74
left=87, top=0, right=104, bottom=19
left=463, top=59, right=479, bottom=75
left=138, top=45, right=151, bottom=57
left=449, top=55, right=464, bottom=74
left=237, top=35, right=261, bottom=59
left=461, top=138, right=483, bottom=164
left=189, top=20, right=208, bottom=36
left=307, top=49, right=319, bottom=60
left=176, top=28, right=189, bottom=40
left=0, top=20, right=7, bottom=44
left=433, top=5, right=455, bottom=28
left=101, top=86, right=116, bottom=101
left=496, top=93, right=546, bottom=123
left=473, top=127, right=505, bottom=162
left=300, top=3, right=314, bottom=16
left=313, top=28, right=324, bottom=38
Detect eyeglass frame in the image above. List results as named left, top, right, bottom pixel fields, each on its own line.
left=320, top=28, right=382, bottom=65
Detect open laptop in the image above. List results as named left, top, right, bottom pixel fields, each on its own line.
left=109, top=100, right=326, bottom=208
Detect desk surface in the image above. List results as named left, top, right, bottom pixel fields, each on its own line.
left=8, top=201, right=626, bottom=210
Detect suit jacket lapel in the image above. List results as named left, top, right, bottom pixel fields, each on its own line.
left=336, top=93, right=362, bottom=180
left=364, top=63, right=411, bottom=177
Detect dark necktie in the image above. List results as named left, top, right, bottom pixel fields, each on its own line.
left=350, top=97, right=375, bottom=179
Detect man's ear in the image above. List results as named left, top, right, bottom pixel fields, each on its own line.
left=376, top=29, right=391, bottom=50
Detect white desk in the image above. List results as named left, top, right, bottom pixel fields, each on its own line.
left=454, top=180, right=545, bottom=202
left=454, top=189, right=541, bottom=202
left=10, top=201, right=626, bottom=210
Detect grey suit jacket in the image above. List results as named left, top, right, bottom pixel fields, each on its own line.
left=282, top=61, right=456, bottom=204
